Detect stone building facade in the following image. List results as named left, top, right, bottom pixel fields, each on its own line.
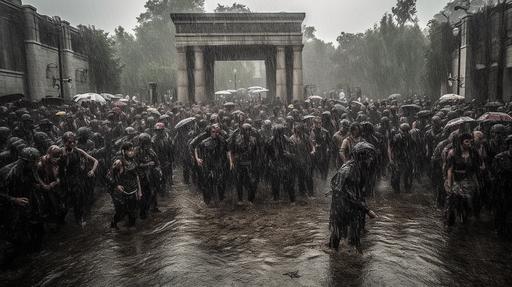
left=452, top=1, right=512, bottom=103
left=0, top=0, right=89, bottom=101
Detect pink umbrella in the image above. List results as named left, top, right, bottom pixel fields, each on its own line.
left=477, top=112, right=512, bottom=122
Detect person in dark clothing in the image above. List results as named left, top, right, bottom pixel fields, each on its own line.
left=290, top=123, right=316, bottom=197
left=0, top=147, right=45, bottom=256
left=59, top=132, right=98, bottom=226
left=492, top=135, right=512, bottom=237
left=311, top=117, right=331, bottom=180
left=389, top=123, right=414, bottom=193
left=228, top=123, right=259, bottom=203
left=37, top=145, right=66, bottom=225
left=196, top=124, right=229, bottom=205
left=107, top=142, right=141, bottom=229
left=266, top=125, right=295, bottom=202
left=329, top=142, right=377, bottom=252
left=152, top=122, right=174, bottom=195
left=136, top=133, right=162, bottom=219
left=445, top=133, right=482, bottom=226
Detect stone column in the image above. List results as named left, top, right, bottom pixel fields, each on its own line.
left=176, top=46, right=189, bottom=104
left=275, top=46, right=287, bottom=104
left=22, top=5, right=43, bottom=101
left=193, top=46, right=206, bottom=104
left=61, top=21, right=74, bottom=99
left=292, top=45, right=304, bottom=102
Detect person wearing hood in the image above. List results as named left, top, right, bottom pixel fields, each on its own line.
left=329, top=142, right=378, bottom=252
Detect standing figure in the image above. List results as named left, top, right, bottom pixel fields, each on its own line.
left=38, top=145, right=66, bottom=225
left=311, top=117, right=331, bottom=180
left=290, top=123, right=316, bottom=196
left=329, top=142, right=377, bottom=252
left=445, top=133, right=482, bottom=226
left=152, top=123, right=174, bottom=195
left=136, top=133, right=162, bottom=219
left=266, top=125, right=295, bottom=202
left=59, top=132, right=98, bottom=226
left=107, top=142, right=142, bottom=229
left=228, top=123, right=259, bottom=204
left=389, top=123, right=414, bottom=193
left=196, top=124, right=229, bottom=205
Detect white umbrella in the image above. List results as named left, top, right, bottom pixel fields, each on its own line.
left=100, top=93, right=115, bottom=101
left=250, top=88, right=269, bottom=93
left=248, top=86, right=264, bottom=90
left=226, top=89, right=238, bottom=93
left=308, top=95, right=323, bottom=101
left=215, top=90, right=232, bottom=95
left=439, top=94, right=464, bottom=104
left=74, top=93, right=107, bottom=105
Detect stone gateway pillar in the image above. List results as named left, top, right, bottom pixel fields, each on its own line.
left=275, top=46, right=287, bottom=104
left=176, top=46, right=189, bottom=104
left=193, top=46, right=206, bottom=104
left=292, top=46, right=304, bottom=102
left=170, top=13, right=305, bottom=105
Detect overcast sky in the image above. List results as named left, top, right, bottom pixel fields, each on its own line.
left=24, top=0, right=448, bottom=43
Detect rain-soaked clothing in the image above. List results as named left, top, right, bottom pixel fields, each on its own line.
left=310, top=127, right=331, bottom=180
left=390, top=131, right=414, bottom=193
left=230, top=132, right=259, bottom=202
left=492, top=151, right=512, bottom=236
left=197, top=136, right=228, bottom=204
left=329, top=160, right=368, bottom=251
left=59, top=148, right=88, bottom=224
left=445, top=150, right=481, bottom=226
left=290, top=134, right=314, bottom=196
left=107, top=159, right=139, bottom=227
left=136, top=147, right=161, bottom=219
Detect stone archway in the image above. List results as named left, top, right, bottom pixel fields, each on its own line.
left=170, top=12, right=305, bottom=105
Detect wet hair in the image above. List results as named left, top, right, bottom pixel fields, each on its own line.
left=121, top=141, right=134, bottom=151
left=350, top=122, right=361, bottom=134
left=62, top=131, right=76, bottom=143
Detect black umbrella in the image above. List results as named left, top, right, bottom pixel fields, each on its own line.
left=417, top=110, right=432, bottom=118
left=0, top=93, right=24, bottom=104
left=175, top=117, right=196, bottom=129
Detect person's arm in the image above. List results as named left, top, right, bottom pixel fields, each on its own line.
left=195, top=147, right=203, bottom=166
left=228, top=151, right=234, bottom=170
left=77, top=147, right=98, bottom=176
left=340, top=139, right=349, bottom=163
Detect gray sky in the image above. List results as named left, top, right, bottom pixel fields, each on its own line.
left=24, top=0, right=448, bottom=42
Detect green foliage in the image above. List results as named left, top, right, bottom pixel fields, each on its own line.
left=302, top=27, right=337, bottom=92
left=114, top=0, right=205, bottom=98
left=329, top=14, right=427, bottom=99
left=78, top=25, right=121, bottom=93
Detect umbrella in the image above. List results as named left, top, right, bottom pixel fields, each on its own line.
left=74, top=93, right=107, bottom=105
left=439, top=94, right=464, bottom=103
left=215, top=91, right=232, bottom=96
left=250, top=88, right=269, bottom=93
left=119, top=98, right=130, bottom=103
left=100, top=93, right=116, bottom=101
left=303, top=115, right=316, bottom=121
left=388, top=94, right=402, bottom=100
left=175, top=117, right=196, bottom=129
left=248, top=86, right=264, bottom=90
left=477, top=112, right=512, bottom=122
left=223, top=102, right=236, bottom=107
left=55, top=111, right=66, bottom=116
left=444, top=116, right=475, bottom=130
left=308, top=95, right=323, bottom=101
left=484, top=101, right=503, bottom=108
left=41, top=97, right=65, bottom=106
left=333, top=104, right=347, bottom=113
left=400, top=104, right=421, bottom=116
left=226, top=90, right=238, bottom=93
left=0, top=93, right=24, bottom=104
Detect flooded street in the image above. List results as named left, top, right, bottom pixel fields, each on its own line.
left=2, top=176, right=512, bottom=287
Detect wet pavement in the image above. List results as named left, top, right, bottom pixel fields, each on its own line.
left=2, top=175, right=512, bottom=287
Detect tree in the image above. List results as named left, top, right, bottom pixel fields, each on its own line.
left=392, top=0, right=418, bottom=26
left=303, top=26, right=317, bottom=41
left=114, top=0, right=205, bottom=98
left=78, top=25, right=121, bottom=93
left=214, top=3, right=251, bottom=13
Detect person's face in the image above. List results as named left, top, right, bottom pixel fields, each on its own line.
left=211, top=128, right=220, bottom=139
left=125, top=148, right=135, bottom=159
left=50, top=151, right=62, bottom=164
left=462, top=139, right=472, bottom=150
left=65, top=137, right=76, bottom=150
left=352, top=127, right=360, bottom=137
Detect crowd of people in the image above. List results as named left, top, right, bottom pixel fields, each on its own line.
left=1, top=94, right=512, bottom=263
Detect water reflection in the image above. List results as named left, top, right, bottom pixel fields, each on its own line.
left=2, top=177, right=512, bottom=286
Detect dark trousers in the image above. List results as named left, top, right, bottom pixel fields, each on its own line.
left=391, top=162, right=412, bottom=193
left=112, top=193, right=137, bottom=226
left=203, top=170, right=225, bottom=204
left=271, top=170, right=294, bottom=202
left=235, top=165, right=257, bottom=202
left=296, top=165, right=314, bottom=196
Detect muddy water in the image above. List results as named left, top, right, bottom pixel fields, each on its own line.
left=2, top=178, right=512, bottom=286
